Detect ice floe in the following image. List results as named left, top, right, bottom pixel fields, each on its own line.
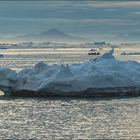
left=121, top=51, right=140, bottom=55
left=0, top=48, right=140, bottom=96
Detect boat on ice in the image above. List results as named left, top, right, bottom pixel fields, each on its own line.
left=88, top=49, right=100, bottom=55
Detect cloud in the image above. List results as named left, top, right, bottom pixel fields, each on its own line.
left=130, top=11, right=140, bottom=15
left=104, top=8, right=119, bottom=12
left=82, top=1, right=140, bottom=8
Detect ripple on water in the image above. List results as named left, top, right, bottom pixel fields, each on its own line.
left=0, top=94, right=139, bottom=139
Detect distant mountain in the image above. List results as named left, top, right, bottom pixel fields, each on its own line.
left=40, top=28, right=71, bottom=38
left=0, top=29, right=88, bottom=43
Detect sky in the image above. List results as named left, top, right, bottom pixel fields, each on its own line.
left=0, top=1, right=140, bottom=43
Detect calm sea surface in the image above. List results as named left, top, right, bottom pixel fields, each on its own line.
left=0, top=47, right=140, bottom=139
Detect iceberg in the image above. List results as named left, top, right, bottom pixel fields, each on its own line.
left=0, top=48, right=140, bottom=97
